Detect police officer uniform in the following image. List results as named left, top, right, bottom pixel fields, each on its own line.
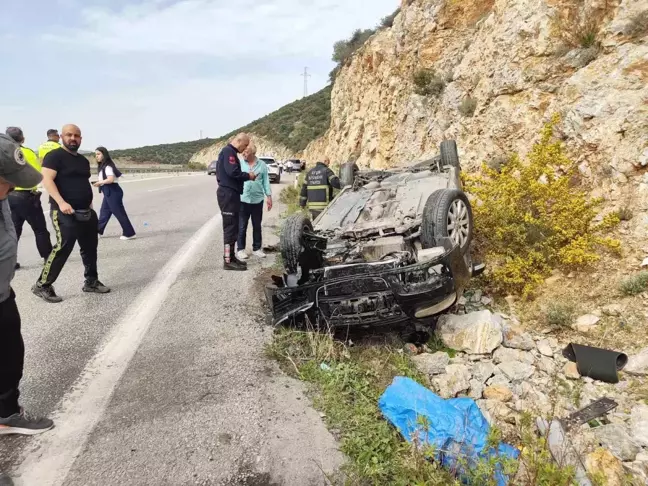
left=7, top=145, right=53, bottom=266
left=216, top=143, right=252, bottom=270
left=38, top=140, right=60, bottom=161
left=299, top=161, right=341, bottom=219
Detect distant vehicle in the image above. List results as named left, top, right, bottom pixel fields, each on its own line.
left=285, top=159, right=304, bottom=172
left=259, top=156, right=282, bottom=184
left=207, top=160, right=217, bottom=175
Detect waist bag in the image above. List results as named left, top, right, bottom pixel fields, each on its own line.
left=73, top=209, right=92, bottom=223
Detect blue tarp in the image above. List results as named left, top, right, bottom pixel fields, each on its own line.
left=378, top=376, right=519, bottom=485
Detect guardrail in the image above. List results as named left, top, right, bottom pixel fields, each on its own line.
left=117, top=167, right=204, bottom=174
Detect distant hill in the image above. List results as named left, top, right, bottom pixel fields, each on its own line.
left=111, top=86, right=332, bottom=165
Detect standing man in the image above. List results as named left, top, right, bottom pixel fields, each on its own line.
left=299, top=156, right=341, bottom=219
left=5, top=128, right=53, bottom=270
left=0, top=133, right=54, bottom=437
left=32, top=124, right=110, bottom=303
left=38, top=129, right=60, bottom=161
left=216, top=133, right=255, bottom=271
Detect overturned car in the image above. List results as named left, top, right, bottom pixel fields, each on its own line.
left=266, top=140, right=484, bottom=329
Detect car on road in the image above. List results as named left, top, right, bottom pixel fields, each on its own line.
left=285, top=159, right=304, bottom=172
left=259, top=156, right=282, bottom=184
left=265, top=140, right=484, bottom=330
left=207, top=161, right=217, bottom=175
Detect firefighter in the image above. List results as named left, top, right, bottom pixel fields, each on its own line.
left=299, top=157, right=341, bottom=219
left=5, top=128, right=52, bottom=270
left=38, top=129, right=61, bottom=161
left=216, top=133, right=255, bottom=271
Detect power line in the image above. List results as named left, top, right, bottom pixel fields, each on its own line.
left=301, top=67, right=311, bottom=98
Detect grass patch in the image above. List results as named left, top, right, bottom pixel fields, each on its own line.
left=459, top=97, right=478, bottom=117
left=544, top=301, right=576, bottom=329
left=620, top=272, right=648, bottom=296
left=279, top=172, right=307, bottom=218
left=616, top=207, right=633, bottom=222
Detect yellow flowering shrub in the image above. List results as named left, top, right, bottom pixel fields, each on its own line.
left=464, top=115, right=620, bottom=297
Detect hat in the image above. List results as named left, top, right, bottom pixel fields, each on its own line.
left=0, top=133, right=42, bottom=187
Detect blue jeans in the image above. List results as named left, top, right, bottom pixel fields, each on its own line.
left=98, top=184, right=136, bottom=237
left=237, top=202, right=263, bottom=251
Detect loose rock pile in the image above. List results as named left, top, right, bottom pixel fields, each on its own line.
left=410, top=298, right=648, bottom=485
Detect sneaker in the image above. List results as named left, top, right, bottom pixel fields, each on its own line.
left=252, top=249, right=266, bottom=258
left=236, top=250, right=248, bottom=261
left=83, top=280, right=111, bottom=294
left=223, top=260, right=247, bottom=271
left=120, top=235, right=137, bottom=241
left=0, top=410, right=54, bottom=436
left=32, top=284, right=63, bottom=303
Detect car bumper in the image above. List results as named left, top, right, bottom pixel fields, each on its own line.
left=269, top=173, right=281, bottom=181
left=265, top=240, right=472, bottom=328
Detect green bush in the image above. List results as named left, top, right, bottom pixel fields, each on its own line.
left=545, top=302, right=575, bottom=329
left=329, top=28, right=376, bottom=82
left=380, top=8, right=401, bottom=28
left=413, top=69, right=447, bottom=97
left=459, top=97, right=478, bottom=117
left=620, top=272, right=648, bottom=296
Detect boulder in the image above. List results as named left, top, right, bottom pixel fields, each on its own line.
left=630, top=405, right=648, bottom=448
left=486, top=373, right=512, bottom=387
left=563, top=362, right=581, bottom=380
left=602, top=303, right=623, bottom=317
left=477, top=399, right=516, bottom=425
left=572, top=314, right=601, bottom=333
left=468, top=379, right=484, bottom=400
left=483, top=385, right=514, bottom=402
left=501, top=320, right=535, bottom=351
left=536, top=356, right=557, bottom=375
left=493, top=347, right=535, bottom=365
left=435, top=310, right=503, bottom=355
left=593, top=424, right=640, bottom=461
left=536, top=339, right=553, bottom=357
left=626, top=347, right=648, bottom=377
left=585, top=449, right=625, bottom=486
left=412, top=352, right=450, bottom=376
left=433, top=364, right=471, bottom=399
left=497, top=361, right=535, bottom=382
left=472, top=362, right=496, bottom=384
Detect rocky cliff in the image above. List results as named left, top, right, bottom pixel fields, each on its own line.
left=189, top=134, right=294, bottom=165
left=303, top=0, right=647, bottom=179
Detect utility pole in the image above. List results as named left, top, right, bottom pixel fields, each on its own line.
left=301, top=67, right=311, bottom=98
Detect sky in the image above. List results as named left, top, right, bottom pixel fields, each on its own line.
left=0, top=0, right=398, bottom=150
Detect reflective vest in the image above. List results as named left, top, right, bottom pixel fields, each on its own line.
left=15, top=146, right=42, bottom=191
left=38, top=140, right=60, bottom=161
left=300, top=162, right=341, bottom=212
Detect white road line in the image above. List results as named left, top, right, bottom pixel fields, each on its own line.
left=13, top=213, right=222, bottom=486
left=148, top=184, right=188, bottom=193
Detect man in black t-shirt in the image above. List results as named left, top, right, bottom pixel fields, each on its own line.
left=32, top=124, right=110, bottom=303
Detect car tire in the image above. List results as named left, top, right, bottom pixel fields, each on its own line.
left=339, top=162, right=356, bottom=188
left=440, top=140, right=460, bottom=170
left=421, top=189, right=472, bottom=254
left=280, top=213, right=313, bottom=274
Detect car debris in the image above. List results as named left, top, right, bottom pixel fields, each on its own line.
left=562, top=397, right=619, bottom=432
left=379, top=376, right=519, bottom=486
left=562, top=343, right=628, bottom=384
left=266, top=140, right=484, bottom=330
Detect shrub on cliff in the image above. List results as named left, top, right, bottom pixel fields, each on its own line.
left=464, top=115, right=620, bottom=297
left=412, top=69, right=446, bottom=97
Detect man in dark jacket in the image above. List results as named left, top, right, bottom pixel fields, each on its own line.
left=216, top=133, right=255, bottom=271
left=299, top=157, right=341, bottom=219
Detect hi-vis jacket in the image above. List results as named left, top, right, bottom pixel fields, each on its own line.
left=38, top=141, right=60, bottom=161
left=299, top=162, right=341, bottom=212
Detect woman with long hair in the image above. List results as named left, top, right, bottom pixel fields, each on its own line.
left=93, top=147, right=136, bottom=240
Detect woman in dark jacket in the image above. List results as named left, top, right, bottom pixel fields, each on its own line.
left=93, top=147, right=136, bottom=240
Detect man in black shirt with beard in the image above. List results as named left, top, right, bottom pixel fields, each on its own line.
left=32, top=124, right=110, bottom=303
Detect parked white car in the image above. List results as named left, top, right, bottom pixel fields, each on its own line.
left=259, top=156, right=282, bottom=183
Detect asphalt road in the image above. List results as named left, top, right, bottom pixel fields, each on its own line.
left=1, top=172, right=343, bottom=486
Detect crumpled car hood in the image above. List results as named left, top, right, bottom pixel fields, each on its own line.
left=314, top=170, right=453, bottom=239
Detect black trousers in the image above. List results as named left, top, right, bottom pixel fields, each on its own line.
left=38, top=209, right=99, bottom=286
left=0, top=291, right=24, bottom=418
left=8, top=191, right=52, bottom=260
left=217, top=187, right=240, bottom=262
left=98, top=184, right=136, bottom=237
left=237, top=202, right=263, bottom=251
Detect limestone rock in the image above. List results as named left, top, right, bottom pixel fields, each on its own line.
left=564, top=362, right=581, bottom=380
left=412, top=352, right=450, bottom=376
left=497, top=361, right=535, bottom=382
left=593, top=424, right=640, bottom=462
left=472, top=362, right=496, bottom=384
left=626, top=347, right=648, bottom=377
left=536, top=339, right=553, bottom=357
left=572, top=314, right=601, bottom=333
left=536, top=356, right=557, bottom=375
left=478, top=399, right=516, bottom=425
left=492, top=347, right=535, bottom=365
left=433, top=364, right=471, bottom=399
left=468, top=379, right=484, bottom=400
left=435, top=310, right=503, bottom=355
left=501, top=320, right=535, bottom=351
left=483, top=385, right=513, bottom=403
left=630, top=405, right=648, bottom=448
left=585, top=449, right=625, bottom=486
left=602, top=303, right=623, bottom=317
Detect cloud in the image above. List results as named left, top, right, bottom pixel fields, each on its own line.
left=47, top=0, right=398, bottom=59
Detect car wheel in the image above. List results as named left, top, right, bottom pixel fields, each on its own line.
left=280, top=213, right=313, bottom=274
left=339, top=162, right=356, bottom=188
left=440, top=140, right=460, bottom=170
left=421, top=189, right=472, bottom=254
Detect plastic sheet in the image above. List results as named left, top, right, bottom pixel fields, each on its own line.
left=379, top=376, right=519, bottom=485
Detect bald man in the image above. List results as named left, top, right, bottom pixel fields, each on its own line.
left=216, top=133, right=255, bottom=271
left=32, top=124, right=110, bottom=303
